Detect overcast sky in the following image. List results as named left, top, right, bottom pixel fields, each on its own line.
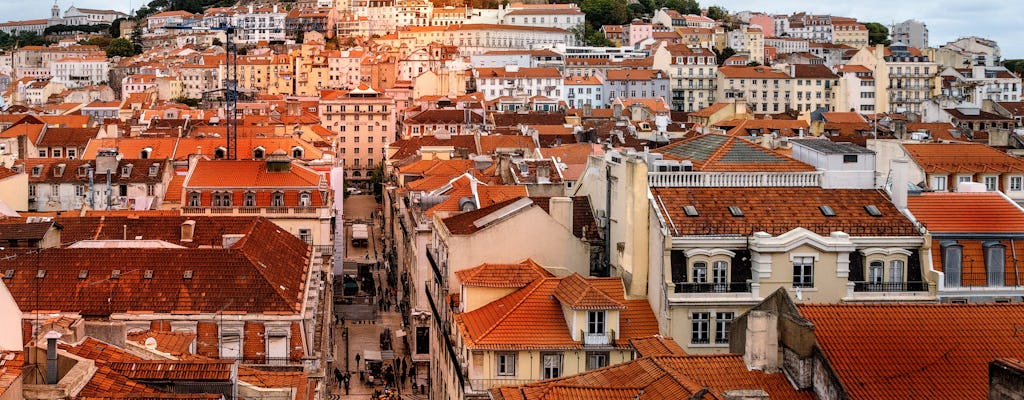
left=3, top=0, right=1022, bottom=59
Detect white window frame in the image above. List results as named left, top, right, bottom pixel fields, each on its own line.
left=496, top=352, right=516, bottom=376
left=1010, top=176, right=1023, bottom=192
left=714, top=312, right=734, bottom=344
left=984, top=175, right=998, bottom=191
left=931, top=175, right=947, bottom=191
left=691, top=312, right=710, bottom=344
left=792, top=255, right=815, bottom=288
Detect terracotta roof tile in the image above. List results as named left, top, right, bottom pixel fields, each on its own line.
left=127, top=330, right=197, bottom=356
left=0, top=351, right=24, bottom=397
left=653, top=187, right=919, bottom=236
left=455, top=259, right=553, bottom=288
left=553, top=273, right=624, bottom=310
left=184, top=159, right=322, bottom=188
left=799, top=303, right=1024, bottom=400
left=106, top=360, right=234, bottom=381
left=653, top=134, right=815, bottom=171
left=906, top=192, right=1024, bottom=233
left=903, top=143, right=1024, bottom=174
left=628, top=336, right=687, bottom=357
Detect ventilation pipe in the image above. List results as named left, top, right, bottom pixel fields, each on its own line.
left=45, top=330, right=61, bottom=385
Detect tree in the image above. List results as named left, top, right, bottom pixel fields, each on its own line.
left=1004, top=59, right=1024, bottom=76
left=130, top=21, right=144, bottom=54
left=865, top=22, right=892, bottom=46
left=174, top=96, right=201, bottom=107
left=661, top=0, right=699, bottom=15
left=714, top=47, right=736, bottom=65
left=746, top=61, right=761, bottom=67
left=109, top=18, right=125, bottom=38
left=584, top=24, right=615, bottom=47
left=81, top=36, right=113, bottom=50
left=106, top=38, right=135, bottom=57
left=707, top=6, right=728, bottom=21
left=581, top=0, right=630, bottom=27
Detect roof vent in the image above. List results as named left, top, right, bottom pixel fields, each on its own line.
left=683, top=205, right=699, bottom=217
left=728, top=206, right=744, bottom=217
left=819, top=205, right=836, bottom=217
left=864, top=205, right=882, bottom=217
left=78, top=270, right=88, bottom=279
left=184, top=270, right=194, bottom=279
left=144, top=270, right=154, bottom=279
left=111, top=270, right=121, bottom=279
left=36, top=269, right=46, bottom=279
left=3, top=269, right=13, bottom=279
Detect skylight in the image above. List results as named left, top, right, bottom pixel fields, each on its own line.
left=728, top=206, right=744, bottom=217
left=819, top=205, right=836, bottom=217
left=683, top=205, right=699, bottom=217
left=864, top=205, right=882, bottom=217
left=78, top=270, right=88, bottom=279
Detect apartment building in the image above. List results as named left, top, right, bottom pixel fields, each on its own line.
left=49, top=56, right=109, bottom=89
left=652, top=43, right=717, bottom=112
left=716, top=66, right=792, bottom=114
left=473, top=66, right=563, bottom=101
left=849, top=44, right=939, bottom=116
left=319, top=84, right=397, bottom=180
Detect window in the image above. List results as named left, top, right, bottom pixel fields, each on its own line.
left=691, top=312, right=710, bottom=344
left=712, top=261, right=728, bottom=289
left=299, top=192, right=311, bottom=206
left=188, top=192, right=201, bottom=207
left=243, top=192, right=256, bottom=207
left=984, top=176, right=998, bottom=191
left=253, top=147, right=265, bottom=159
left=52, top=148, right=62, bottom=158
left=958, top=175, right=973, bottom=184
left=213, top=192, right=232, bottom=207
left=943, top=243, right=963, bottom=287
left=542, top=353, right=562, bottom=379
left=586, top=352, right=609, bottom=370
left=496, top=352, right=516, bottom=376
left=298, top=229, right=312, bottom=245
left=50, top=184, right=59, bottom=196
left=587, top=310, right=605, bottom=334
left=932, top=176, right=947, bottom=191
left=220, top=332, right=241, bottom=359
left=793, top=256, right=814, bottom=288
left=271, top=192, right=285, bottom=207
left=39, top=149, right=47, bottom=157
left=986, top=243, right=1005, bottom=287
left=146, top=184, right=155, bottom=197
left=1010, top=176, right=1023, bottom=191
left=75, top=185, right=85, bottom=197
left=843, top=154, right=858, bottom=163
left=889, top=260, right=904, bottom=283
left=714, top=312, right=734, bottom=344
left=692, top=262, right=707, bottom=283
left=267, top=335, right=288, bottom=365
left=415, top=327, right=429, bottom=354
left=868, top=261, right=884, bottom=283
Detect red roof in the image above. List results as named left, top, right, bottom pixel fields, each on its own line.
left=455, top=259, right=553, bottom=288
left=799, top=303, right=1024, bottom=400
left=903, top=143, right=1024, bottom=174
left=185, top=159, right=322, bottom=188
left=906, top=192, right=1024, bottom=233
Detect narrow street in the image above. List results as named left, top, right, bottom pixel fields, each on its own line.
left=329, top=195, right=424, bottom=400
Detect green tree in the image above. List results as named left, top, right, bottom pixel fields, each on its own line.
left=1004, top=59, right=1024, bottom=76
left=865, top=22, right=892, bottom=46
left=581, top=0, right=630, bottom=27
left=174, top=96, right=201, bottom=107
left=714, top=47, right=736, bottom=65
left=661, top=0, right=699, bottom=15
left=211, top=37, right=223, bottom=46
left=109, top=18, right=125, bottom=38
left=106, top=37, right=136, bottom=57
left=584, top=24, right=615, bottom=47
left=707, top=6, right=728, bottom=21
left=130, top=22, right=144, bottom=54
left=746, top=61, right=761, bottom=67
left=81, top=36, right=113, bottom=50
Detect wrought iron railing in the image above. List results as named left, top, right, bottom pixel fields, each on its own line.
left=852, top=281, right=927, bottom=292
left=673, top=282, right=751, bottom=294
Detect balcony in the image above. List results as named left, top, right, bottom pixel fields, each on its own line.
left=674, top=282, right=751, bottom=293
left=852, top=281, right=927, bottom=292
left=181, top=206, right=326, bottom=218
left=581, top=329, right=614, bottom=346
left=943, top=272, right=1024, bottom=290
left=467, top=379, right=536, bottom=394
left=648, top=171, right=822, bottom=188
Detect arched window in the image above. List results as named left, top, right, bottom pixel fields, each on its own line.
left=868, top=261, right=884, bottom=284
left=291, top=146, right=304, bottom=159
left=140, top=147, right=152, bottom=159
left=299, top=191, right=311, bottom=207
left=691, top=262, right=707, bottom=283
left=214, top=147, right=227, bottom=159
left=243, top=191, right=256, bottom=207
left=271, top=191, right=285, bottom=207
left=253, top=147, right=265, bottom=159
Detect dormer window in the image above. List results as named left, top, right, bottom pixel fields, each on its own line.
left=299, top=191, right=311, bottom=207
left=253, top=147, right=265, bottom=159
left=148, top=164, right=159, bottom=176
left=121, top=164, right=133, bottom=176
left=31, top=166, right=42, bottom=177
left=291, top=146, right=304, bottom=159
left=271, top=191, right=285, bottom=207
left=214, top=147, right=227, bottom=159
left=140, top=147, right=152, bottom=159
left=586, top=310, right=606, bottom=335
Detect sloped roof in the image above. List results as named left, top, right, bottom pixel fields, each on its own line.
left=903, top=143, right=1024, bottom=174
left=553, top=273, right=624, bottom=310
left=184, top=159, right=322, bottom=188
left=628, top=336, right=687, bottom=357
left=799, top=303, right=1024, bottom=400
left=127, top=330, right=197, bottom=356
left=653, top=187, right=918, bottom=236
left=0, top=217, right=310, bottom=315
left=653, top=134, right=815, bottom=171
left=530, top=196, right=601, bottom=241
left=106, top=360, right=234, bottom=381
left=906, top=192, right=1024, bottom=233
left=492, top=354, right=812, bottom=400
left=455, top=259, right=553, bottom=288
left=456, top=275, right=656, bottom=350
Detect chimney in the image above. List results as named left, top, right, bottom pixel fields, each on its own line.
left=891, top=158, right=908, bottom=209
left=45, top=330, right=61, bottom=385
left=548, top=197, right=573, bottom=233
left=181, top=220, right=196, bottom=242
left=742, top=311, right=779, bottom=372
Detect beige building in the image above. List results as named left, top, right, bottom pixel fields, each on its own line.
left=716, top=66, right=792, bottom=114
left=652, top=43, right=717, bottom=112
left=319, top=84, right=397, bottom=180
left=848, top=44, right=939, bottom=115
left=0, top=167, right=28, bottom=212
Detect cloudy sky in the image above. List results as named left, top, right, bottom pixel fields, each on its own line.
left=3, top=0, right=1022, bottom=58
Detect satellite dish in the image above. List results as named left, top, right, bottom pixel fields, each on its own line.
left=145, top=337, right=158, bottom=350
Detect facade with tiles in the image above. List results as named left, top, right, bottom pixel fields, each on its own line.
left=573, top=138, right=933, bottom=354
left=0, top=216, right=329, bottom=383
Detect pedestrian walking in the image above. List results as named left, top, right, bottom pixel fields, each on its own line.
left=355, top=353, right=361, bottom=367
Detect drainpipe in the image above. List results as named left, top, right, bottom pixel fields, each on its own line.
left=605, top=163, right=612, bottom=277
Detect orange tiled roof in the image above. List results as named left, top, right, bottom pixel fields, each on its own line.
left=553, top=273, right=624, bottom=310
left=107, top=360, right=234, bottom=381
left=127, top=330, right=197, bottom=356
left=903, top=142, right=1024, bottom=174
left=688, top=102, right=730, bottom=118
left=456, top=275, right=657, bottom=350
left=628, top=336, right=687, bottom=357
left=455, top=259, right=553, bottom=288
left=653, top=187, right=919, bottom=236
left=799, top=303, right=1024, bottom=400
left=0, top=351, right=24, bottom=398
left=185, top=159, right=322, bottom=188
left=237, top=366, right=312, bottom=400
left=493, top=354, right=813, bottom=400
left=906, top=192, right=1024, bottom=233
